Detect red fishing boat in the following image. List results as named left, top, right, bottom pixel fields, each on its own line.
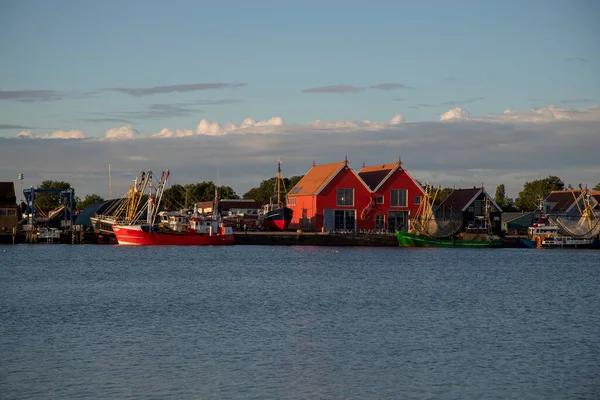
left=113, top=170, right=234, bottom=246
left=258, top=158, right=293, bottom=231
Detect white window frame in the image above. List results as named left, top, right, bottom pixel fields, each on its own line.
left=336, top=188, right=354, bottom=206
left=390, top=189, right=407, bottom=207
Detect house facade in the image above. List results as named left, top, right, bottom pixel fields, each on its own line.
left=286, top=159, right=425, bottom=232
left=357, top=161, right=425, bottom=232
left=0, top=182, right=19, bottom=243
left=436, top=187, right=503, bottom=234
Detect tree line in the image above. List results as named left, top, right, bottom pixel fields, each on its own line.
left=28, top=174, right=305, bottom=211
left=24, top=177, right=600, bottom=212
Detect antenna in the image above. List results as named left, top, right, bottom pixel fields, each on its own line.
left=108, top=163, right=112, bottom=199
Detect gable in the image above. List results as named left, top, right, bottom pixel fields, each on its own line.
left=439, top=187, right=502, bottom=213
left=0, top=182, right=17, bottom=206
left=545, top=190, right=581, bottom=212
left=358, top=169, right=392, bottom=190
left=438, top=188, right=480, bottom=211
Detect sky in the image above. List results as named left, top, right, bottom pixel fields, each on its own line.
left=1, top=0, right=599, bottom=200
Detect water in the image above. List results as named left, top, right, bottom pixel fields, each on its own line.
left=1, top=245, right=599, bottom=399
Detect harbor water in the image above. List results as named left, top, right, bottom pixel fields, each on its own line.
left=1, top=245, right=599, bottom=399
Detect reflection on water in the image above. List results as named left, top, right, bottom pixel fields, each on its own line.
left=1, top=245, right=599, bottom=399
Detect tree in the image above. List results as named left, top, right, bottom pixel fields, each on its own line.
left=432, top=187, right=453, bottom=205
left=593, top=183, right=600, bottom=191
left=494, top=184, right=515, bottom=211
left=34, top=180, right=77, bottom=211
left=77, top=194, right=104, bottom=210
left=514, top=176, right=564, bottom=211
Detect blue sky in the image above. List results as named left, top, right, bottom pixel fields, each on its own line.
left=0, top=1, right=599, bottom=198
left=1, top=0, right=598, bottom=136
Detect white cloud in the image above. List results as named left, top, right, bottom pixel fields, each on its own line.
left=440, top=105, right=600, bottom=123
left=49, top=130, right=86, bottom=139
left=17, top=131, right=35, bottom=138
left=389, top=114, right=406, bottom=125
left=104, top=125, right=141, bottom=140
left=16, top=129, right=86, bottom=139
left=440, top=107, right=470, bottom=121
left=154, top=127, right=195, bottom=138
left=195, top=119, right=225, bottom=136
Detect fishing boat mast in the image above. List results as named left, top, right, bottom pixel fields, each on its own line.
left=277, top=157, right=281, bottom=207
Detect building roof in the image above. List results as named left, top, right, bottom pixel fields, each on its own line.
left=358, top=163, right=396, bottom=191
left=438, top=188, right=480, bottom=212
left=0, top=182, right=17, bottom=206
left=287, top=161, right=347, bottom=196
left=438, top=187, right=502, bottom=212
left=545, top=190, right=581, bottom=212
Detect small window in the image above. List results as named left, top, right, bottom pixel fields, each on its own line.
left=289, top=187, right=302, bottom=194
left=376, top=196, right=384, bottom=204
left=414, top=196, right=421, bottom=205
left=337, top=188, right=354, bottom=206
left=287, top=197, right=296, bottom=206
left=468, top=207, right=474, bottom=212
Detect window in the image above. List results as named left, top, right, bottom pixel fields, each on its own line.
left=336, top=188, right=354, bottom=206
left=376, top=196, right=384, bottom=204
left=390, top=189, right=407, bottom=207
left=287, top=197, right=296, bottom=206
left=289, top=187, right=302, bottom=194
left=414, top=196, right=421, bottom=205
left=334, top=209, right=355, bottom=230
left=375, top=214, right=385, bottom=230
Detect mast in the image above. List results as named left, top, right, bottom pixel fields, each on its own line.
left=277, top=157, right=281, bottom=206
left=108, top=163, right=112, bottom=199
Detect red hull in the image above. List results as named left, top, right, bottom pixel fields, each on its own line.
left=113, top=225, right=234, bottom=246
left=261, top=218, right=288, bottom=231
left=262, top=207, right=293, bottom=231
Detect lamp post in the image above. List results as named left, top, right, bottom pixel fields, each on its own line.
left=18, top=173, right=23, bottom=204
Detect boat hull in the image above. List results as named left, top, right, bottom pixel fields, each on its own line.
left=520, top=237, right=598, bottom=249
left=113, top=225, right=234, bottom=246
left=396, top=231, right=503, bottom=248
left=262, top=207, right=293, bottom=231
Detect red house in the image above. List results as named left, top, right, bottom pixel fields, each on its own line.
left=287, top=159, right=425, bottom=232
left=357, top=160, right=425, bottom=232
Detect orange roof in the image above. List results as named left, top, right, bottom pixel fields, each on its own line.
left=287, top=161, right=346, bottom=196
left=359, top=163, right=397, bottom=173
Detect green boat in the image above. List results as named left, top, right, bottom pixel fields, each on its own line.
left=396, top=230, right=504, bottom=248
left=396, top=184, right=504, bottom=248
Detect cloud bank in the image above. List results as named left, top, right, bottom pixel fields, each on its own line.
left=4, top=104, right=599, bottom=201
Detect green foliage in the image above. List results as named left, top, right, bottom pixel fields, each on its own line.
left=35, top=180, right=76, bottom=211
left=494, top=184, right=515, bottom=211
left=77, top=194, right=104, bottom=210
left=243, top=175, right=304, bottom=204
left=161, top=181, right=239, bottom=210
left=432, top=187, right=453, bottom=205
left=514, top=176, right=564, bottom=211
left=593, top=183, right=600, bottom=191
